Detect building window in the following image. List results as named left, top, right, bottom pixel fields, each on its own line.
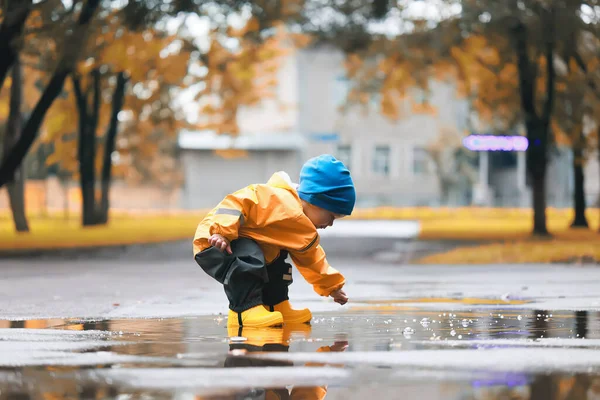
left=333, top=75, right=350, bottom=108
left=373, top=145, right=390, bottom=176
left=413, top=147, right=430, bottom=175
left=336, top=144, right=352, bottom=170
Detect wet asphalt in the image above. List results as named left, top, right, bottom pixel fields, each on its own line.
left=1, top=237, right=600, bottom=399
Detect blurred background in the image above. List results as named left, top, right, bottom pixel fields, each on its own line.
left=0, top=0, right=599, bottom=263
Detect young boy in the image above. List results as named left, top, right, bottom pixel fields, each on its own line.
left=192, top=154, right=355, bottom=328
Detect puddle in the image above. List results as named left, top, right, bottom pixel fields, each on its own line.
left=1, top=307, right=600, bottom=399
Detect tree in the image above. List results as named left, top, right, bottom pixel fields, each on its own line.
left=426, top=126, right=478, bottom=206
left=567, top=29, right=600, bottom=232
left=0, top=0, right=33, bottom=91
left=2, top=57, right=29, bottom=232
left=42, top=4, right=293, bottom=225
left=196, top=22, right=294, bottom=135
left=70, top=68, right=128, bottom=225
left=335, top=0, right=594, bottom=236
left=553, top=54, right=590, bottom=228
left=0, top=0, right=101, bottom=189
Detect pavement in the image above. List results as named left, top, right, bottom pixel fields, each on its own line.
left=2, top=237, right=600, bottom=399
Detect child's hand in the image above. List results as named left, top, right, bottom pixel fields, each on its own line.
left=208, top=234, right=232, bottom=254
left=330, top=289, right=348, bottom=305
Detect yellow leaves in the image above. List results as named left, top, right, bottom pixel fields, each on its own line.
left=411, top=101, right=438, bottom=116
left=41, top=77, right=77, bottom=143
left=45, top=137, right=78, bottom=173
left=288, top=33, right=313, bottom=49
left=197, top=26, right=290, bottom=135
left=477, top=47, right=500, bottom=67
left=380, top=93, right=399, bottom=120
left=463, top=35, right=488, bottom=53
left=0, top=98, right=9, bottom=121
left=158, top=51, right=188, bottom=85
left=214, top=149, right=249, bottom=159
left=244, top=17, right=260, bottom=34
left=497, top=63, right=517, bottom=82
left=551, top=119, right=571, bottom=146
left=344, top=53, right=364, bottom=79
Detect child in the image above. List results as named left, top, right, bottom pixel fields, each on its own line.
left=192, top=154, right=355, bottom=328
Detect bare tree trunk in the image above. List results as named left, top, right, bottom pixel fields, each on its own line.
left=0, top=1, right=32, bottom=91
left=512, top=10, right=555, bottom=236
left=72, top=69, right=102, bottom=226
left=571, top=135, right=588, bottom=227
left=98, top=72, right=128, bottom=224
left=3, top=57, right=29, bottom=232
left=0, top=0, right=100, bottom=189
left=530, top=166, right=548, bottom=234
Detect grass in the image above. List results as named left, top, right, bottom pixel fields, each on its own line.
left=415, top=228, right=600, bottom=264
left=409, top=208, right=600, bottom=264
left=0, top=210, right=205, bottom=252
left=1, top=207, right=600, bottom=264
left=418, top=209, right=600, bottom=240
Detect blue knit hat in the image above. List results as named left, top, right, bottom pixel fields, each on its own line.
left=297, top=154, right=356, bottom=216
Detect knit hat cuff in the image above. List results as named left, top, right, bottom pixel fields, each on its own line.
left=298, top=190, right=354, bottom=216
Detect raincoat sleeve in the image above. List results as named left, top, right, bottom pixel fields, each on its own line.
left=192, top=189, right=256, bottom=255
left=288, top=220, right=345, bottom=297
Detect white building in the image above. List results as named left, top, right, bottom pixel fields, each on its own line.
left=179, top=45, right=599, bottom=209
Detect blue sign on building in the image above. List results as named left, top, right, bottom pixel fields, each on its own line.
left=308, top=132, right=340, bottom=142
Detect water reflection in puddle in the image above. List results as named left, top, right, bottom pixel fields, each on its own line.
left=1, top=306, right=600, bottom=399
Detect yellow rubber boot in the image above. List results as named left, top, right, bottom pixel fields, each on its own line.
left=291, top=386, right=328, bottom=400
left=227, top=305, right=283, bottom=328
left=227, top=326, right=284, bottom=347
left=283, top=323, right=312, bottom=342
left=272, top=300, right=312, bottom=324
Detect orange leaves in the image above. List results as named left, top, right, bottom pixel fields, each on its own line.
left=196, top=25, right=290, bottom=135
left=45, top=135, right=77, bottom=174
left=0, top=96, right=8, bottom=121
left=214, top=149, right=249, bottom=159
left=380, top=93, right=399, bottom=120
left=42, top=80, right=77, bottom=143
left=344, top=53, right=364, bottom=79
left=410, top=100, right=438, bottom=116
left=551, top=119, right=571, bottom=147
left=96, top=30, right=187, bottom=85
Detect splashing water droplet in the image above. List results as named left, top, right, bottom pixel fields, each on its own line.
left=420, top=318, right=431, bottom=328
left=450, top=330, right=456, bottom=336
left=461, top=319, right=469, bottom=328
left=458, top=335, right=463, bottom=339
left=517, top=315, right=523, bottom=320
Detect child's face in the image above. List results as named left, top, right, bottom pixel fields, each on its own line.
left=302, top=202, right=345, bottom=230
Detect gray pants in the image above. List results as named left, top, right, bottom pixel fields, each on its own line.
left=194, top=238, right=293, bottom=314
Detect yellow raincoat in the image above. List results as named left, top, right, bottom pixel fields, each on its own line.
left=193, top=172, right=345, bottom=297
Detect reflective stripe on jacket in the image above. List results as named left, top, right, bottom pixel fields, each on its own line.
left=193, top=171, right=345, bottom=297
